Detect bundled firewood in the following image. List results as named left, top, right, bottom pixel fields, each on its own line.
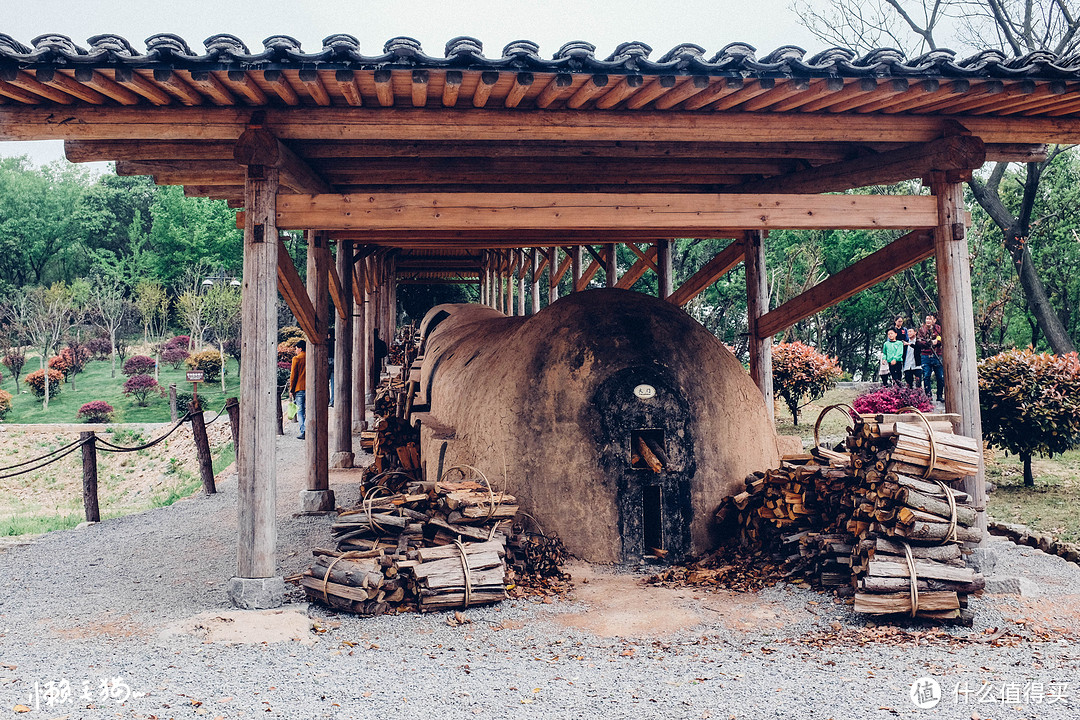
left=373, top=375, right=407, bottom=418
left=361, top=416, right=421, bottom=489
left=844, top=413, right=984, bottom=623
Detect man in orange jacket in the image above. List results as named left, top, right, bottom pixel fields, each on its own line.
left=288, top=339, right=307, bottom=440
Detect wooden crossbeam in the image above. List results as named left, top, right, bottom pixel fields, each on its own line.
left=583, top=244, right=605, bottom=265
left=756, top=229, right=935, bottom=337
left=553, top=251, right=573, bottom=285
left=626, top=242, right=658, bottom=273
left=667, top=241, right=745, bottom=307
left=576, top=258, right=602, bottom=291
left=276, top=237, right=321, bottom=343
left=616, top=245, right=659, bottom=289
left=328, top=262, right=347, bottom=320
left=351, top=264, right=364, bottom=305
left=728, top=136, right=986, bottom=194
left=278, top=193, right=939, bottom=233
left=234, top=127, right=331, bottom=194
left=535, top=248, right=549, bottom=277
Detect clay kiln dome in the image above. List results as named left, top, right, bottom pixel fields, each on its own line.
left=417, top=289, right=780, bottom=563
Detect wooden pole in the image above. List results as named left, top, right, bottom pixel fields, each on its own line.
left=303, top=229, right=332, bottom=510
left=506, top=252, right=515, bottom=315
left=745, top=230, right=774, bottom=423
left=334, top=238, right=354, bottom=463
left=606, top=243, right=618, bottom=288
left=237, top=162, right=279, bottom=580
left=572, top=245, right=583, bottom=292
left=189, top=398, right=217, bottom=495
left=657, top=239, right=673, bottom=299
left=276, top=386, right=284, bottom=436
left=931, top=174, right=987, bottom=541
left=168, top=383, right=178, bottom=422
left=495, top=255, right=504, bottom=312
left=530, top=249, right=540, bottom=314
left=352, top=262, right=367, bottom=433
left=548, top=247, right=559, bottom=304
left=225, top=396, right=240, bottom=453
left=517, top=249, right=526, bottom=315
left=364, top=256, right=375, bottom=403
left=80, top=431, right=99, bottom=523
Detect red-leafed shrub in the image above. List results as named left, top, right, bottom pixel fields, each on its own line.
left=0, top=388, right=11, bottom=420
left=186, top=350, right=224, bottom=382
left=852, top=385, right=934, bottom=415
left=165, top=335, right=191, bottom=350
left=2, top=349, right=26, bottom=385
left=25, top=368, right=64, bottom=398
left=122, top=374, right=163, bottom=406
left=772, top=341, right=843, bottom=427
left=47, top=353, right=72, bottom=378
left=61, top=343, right=90, bottom=376
left=979, top=349, right=1080, bottom=486
left=277, top=341, right=299, bottom=365
left=77, top=400, right=115, bottom=423
left=122, top=355, right=156, bottom=377
left=277, top=361, right=291, bottom=390
left=85, top=336, right=112, bottom=360
left=162, top=346, right=190, bottom=369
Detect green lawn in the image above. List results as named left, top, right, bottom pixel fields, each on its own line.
left=986, top=449, right=1080, bottom=544
left=2, top=352, right=242, bottom=424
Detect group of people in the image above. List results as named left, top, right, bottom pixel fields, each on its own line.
left=879, top=312, right=945, bottom=402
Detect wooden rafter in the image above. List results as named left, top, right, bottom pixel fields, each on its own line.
left=328, top=262, right=347, bottom=320
left=667, top=241, right=745, bottom=307
left=616, top=245, right=659, bottom=290
left=233, top=127, right=331, bottom=194
left=275, top=237, right=321, bottom=343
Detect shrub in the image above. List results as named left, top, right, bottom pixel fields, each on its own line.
left=85, top=336, right=112, bottom=360
left=47, top=353, right=73, bottom=379
left=123, top=354, right=157, bottom=376
left=277, top=341, right=299, bottom=365
left=122, top=374, right=163, bottom=406
left=771, top=341, right=843, bottom=427
left=224, top=336, right=242, bottom=365
left=77, top=400, right=115, bottom=423
left=165, top=335, right=191, bottom=350
left=2, top=348, right=26, bottom=384
left=162, top=346, right=190, bottom=369
left=61, top=342, right=90, bottom=376
left=979, top=349, right=1080, bottom=486
left=278, top=325, right=304, bottom=343
left=186, top=350, right=224, bottom=383
left=277, top=361, right=291, bottom=390
left=0, top=388, right=11, bottom=420
left=25, top=368, right=64, bottom=398
left=852, top=385, right=934, bottom=415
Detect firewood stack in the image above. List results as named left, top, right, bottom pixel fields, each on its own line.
left=362, top=416, right=421, bottom=489
left=372, top=375, right=407, bottom=418
left=300, top=476, right=522, bottom=614
left=845, top=415, right=985, bottom=622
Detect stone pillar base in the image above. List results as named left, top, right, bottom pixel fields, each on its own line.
left=330, top=451, right=354, bottom=469
left=298, top=489, right=336, bottom=513
left=226, top=576, right=285, bottom=609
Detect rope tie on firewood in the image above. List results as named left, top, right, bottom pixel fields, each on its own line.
left=362, top=485, right=396, bottom=534
left=936, top=480, right=959, bottom=544
left=438, top=464, right=506, bottom=529
left=453, top=538, right=472, bottom=609
left=902, top=541, right=920, bottom=618
left=898, top=406, right=938, bottom=480
left=814, top=403, right=862, bottom=468
left=319, top=550, right=378, bottom=605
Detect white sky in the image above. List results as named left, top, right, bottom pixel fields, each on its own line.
left=1, top=0, right=821, bottom=165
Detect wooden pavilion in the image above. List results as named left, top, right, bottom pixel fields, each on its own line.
left=2, top=31, right=1076, bottom=605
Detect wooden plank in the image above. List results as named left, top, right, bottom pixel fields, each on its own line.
left=745, top=230, right=772, bottom=421
left=615, top=245, right=658, bottom=289
left=328, top=262, right=347, bottom=320
left=757, top=229, right=934, bottom=337
left=277, top=192, right=940, bottom=232
left=276, top=237, right=320, bottom=343
left=111, top=68, right=173, bottom=105
left=234, top=127, right=331, bottom=194
left=668, top=241, right=745, bottom=306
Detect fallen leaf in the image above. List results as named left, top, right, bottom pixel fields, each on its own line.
left=13, top=706, right=31, bottom=714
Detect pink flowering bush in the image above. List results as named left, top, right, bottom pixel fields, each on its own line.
left=852, top=385, right=934, bottom=415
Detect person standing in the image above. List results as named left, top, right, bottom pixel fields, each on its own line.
left=903, top=327, right=922, bottom=388
left=289, top=339, right=308, bottom=440
left=917, top=313, right=944, bottom=402
left=883, top=328, right=905, bottom=387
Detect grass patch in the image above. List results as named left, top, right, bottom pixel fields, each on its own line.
left=0, top=512, right=85, bottom=536
left=773, top=386, right=861, bottom=444
left=986, top=449, right=1080, bottom=544
left=212, top=442, right=236, bottom=475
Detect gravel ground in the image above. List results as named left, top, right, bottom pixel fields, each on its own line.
left=1, top=433, right=1079, bottom=720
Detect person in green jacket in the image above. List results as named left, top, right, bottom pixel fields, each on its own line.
left=882, top=328, right=905, bottom=387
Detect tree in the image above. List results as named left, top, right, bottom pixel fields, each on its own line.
left=772, top=341, right=844, bottom=426
left=979, top=348, right=1080, bottom=485
left=132, top=280, right=170, bottom=380
left=20, top=283, right=75, bottom=409
left=91, top=277, right=130, bottom=378
left=203, top=282, right=242, bottom=392
left=793, top=0, right=1080, bottom=354
left=173, top=261, right=213, bottom=350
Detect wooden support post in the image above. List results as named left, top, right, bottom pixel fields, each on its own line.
left=225, top=396, right=240, bottom=453
left=276, top=387, right=284, bottom=436
left=189, top=398, right=217, bottom=495
left=548, top=247, right=559, bottom=303
left=365, top=257, right=376, bottom=402
left=744, top=230, right=773, bottom=423
left=657, top=239, right=673, bottom=299
left=517, top=249, right=526, bottom=315
left=572, top=246, right=583, bottom=292
left=606, top=244, right=618, bottom=288
left=234, top=161, right=280, bottom=590
left=352, top=263, right=367, bottom=433
left=495, top=255, right=503, bottom=312
left=333, top=238, right=354, bottom=466
left=301, top=229, right=334, bottom=512
left=505, top=251, right=514, bottom=314
left=931, top=174, right=987, bottom=541
left=80, top=431, right=99, bottom=523
left=169, top=383, right=178, bottom=422
left=530, top=249, right=540, bottom=314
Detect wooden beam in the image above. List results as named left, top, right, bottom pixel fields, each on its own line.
left=745, top=230, right=773, bottom=422
left=616, top=245, right=659, bottom=289
left=304, top=229, right=332, bottom=506
left=577, top=258, right=601, bottom=291
left=657, top=239, right=673, bottom=299
left=276, top=236, right=321, bottom=343
left=668, top=241, right=745, bottom=307
left=334, top=237, right=354, bottom=458
left=729, top=136, right=986, bottom=194
left=757, top=229, right=934, bottom=337
left=328, top=262, right=347, bottom=320
left=276, top=193, right=940, bottom=232
left=583, top=244, right=605, bottom=265
left=234, top=127, right=331, bottom=194
left=626, top=242, right=659, bottom=273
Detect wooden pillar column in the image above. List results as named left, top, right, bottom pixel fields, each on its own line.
left=931, top=175, right=987, bottom=540
left=571, top=246, right=583, bottom=292
left=352, top=259, right=367, bottom=433
left=657, top=239, right=673, bottom=299
left=228, top=162, right=283, bottom=607
left=495, top=254, right=504, bottom=312
left=365, top=256, right=377, bottom=402
left=300, top=229, right=333, bottom=512
left=480, top=252, right=489, bottom=306
left=333, top=239, right=354, bottom=467
left=517, top=249, right=526, bottom=315
left=505, top=252, right=515, bottom=315
left=548, top=247, right=559, bottom=304
left=530, top=249, right=540, bottom=315
left=744, top=230, right=773, bottom=423
left=605, top=243, right=618, bottom=288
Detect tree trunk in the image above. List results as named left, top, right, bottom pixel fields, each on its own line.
left=41, top=354, right=49, bottom=410
left=1023, top=453, right=1034, bottom=487
left=1004, top=227, right=1076, bottom=354
left=219, top=338, right=226, bottom=393
left=110, top=330, right=117, bottom=378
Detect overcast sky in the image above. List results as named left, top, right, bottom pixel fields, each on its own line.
left=1, top=0, right=822, bottom=165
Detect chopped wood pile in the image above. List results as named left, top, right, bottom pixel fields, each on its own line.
left=361, top=416, right=421, bottom=489
left=373, top=375, right=408, bottom=418
left=716, top=409, right=985, bottom=624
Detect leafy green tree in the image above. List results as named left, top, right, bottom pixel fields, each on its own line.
left=772, top=341, right=844, bottom=426
left=148, top=187, right=241, bottom=285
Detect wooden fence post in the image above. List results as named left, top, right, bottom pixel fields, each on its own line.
left=225, top=396, right=240, bottom=454
left=188, top=398, right=217, bottom=494
left=169, top=383, right=178, bottom=422
left=80, top=431, right=99, bottom=523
